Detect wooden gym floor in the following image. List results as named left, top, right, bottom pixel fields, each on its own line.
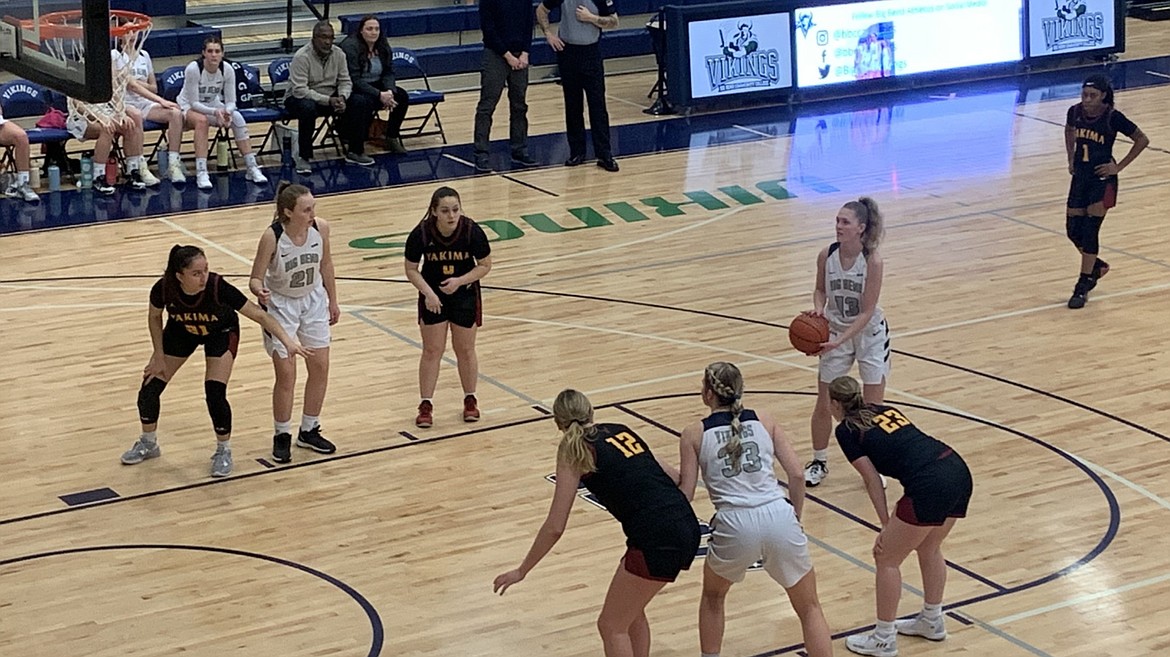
left=3, top=26, right=1170, bottom=657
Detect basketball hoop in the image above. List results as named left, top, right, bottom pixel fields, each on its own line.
left=20, top=10, right=152, bottom=128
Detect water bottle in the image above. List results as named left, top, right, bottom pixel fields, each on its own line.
left=105, top=157, right=118, bottom=184
left=216, top=139, right=230, bottom=170
left=48, top=165, right=61, bottom=192
left=158, top=150, right=169, bottom=172
left=281, top=131, right=292, bottom=166
left=29, top=165, right=40, bottom=189
left=79, top=153, right=93, bottom=189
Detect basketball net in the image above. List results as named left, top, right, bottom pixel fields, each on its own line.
left=32, top=10, right=152, bottom=130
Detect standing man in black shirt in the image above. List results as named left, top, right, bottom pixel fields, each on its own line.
left=537, top=0, right=620, bottom=172
left=474, top=0, right=538, bottom=173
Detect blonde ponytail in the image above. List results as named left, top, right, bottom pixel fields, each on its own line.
left=554, top=389, right=597, bottom=474
left=828, top=376, right=877, bottom=431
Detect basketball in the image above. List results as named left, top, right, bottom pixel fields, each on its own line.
left=788, top=314, right=829, bottom=355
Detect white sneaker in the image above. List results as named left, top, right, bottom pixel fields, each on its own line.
left=196, top=171, right=212, bottom=190
left=846, top=631, right=897, bottom=657
left=804, top=459, right=828, bottom=486
left=896, top=613, right=946, bottom=641
left=121, top=438, right=161, bottom=464
left=245, top=166, right=268, bottom=184
left=210, top=446, right=232, bottom=478
left=137, top=167, right=161, bottom=187
left=168, top=160, right=186, bottom=184
left=5, top=183, right=40, bottom=202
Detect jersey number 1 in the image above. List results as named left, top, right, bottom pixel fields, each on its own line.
left=1081, top=144, right=1089, bottom=162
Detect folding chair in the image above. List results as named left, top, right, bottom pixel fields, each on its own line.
left=391, top=48, right=447, bottom=144
left=0, top=80, right=73, bottom=175
left=231, top=61, right=286, bottom=158
left=269, top=56, right=343, bottom=157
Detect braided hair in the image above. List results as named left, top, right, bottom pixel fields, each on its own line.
left=704, top=362, right=745, bottom=468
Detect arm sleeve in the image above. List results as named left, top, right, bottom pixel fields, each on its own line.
left=404, top=225, right=425, bottom=263
left=597, top=0, right=616, bottom=17
left=541, top=0, right=565, bottom=10
left=218, top=277, right=250, bottom=311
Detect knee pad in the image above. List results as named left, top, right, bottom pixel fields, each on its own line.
left=230, top=113, right=248, bottom=141
left=1080, top=216, right=1104, bottom=254
left=205, top=380, right=232, bottom=436
left=1065, top=215, right=1083, bottom=250
left=137, top=377, right=169, bottom=424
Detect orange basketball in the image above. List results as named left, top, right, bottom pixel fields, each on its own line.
left=788, top=314, right=830, bottom=355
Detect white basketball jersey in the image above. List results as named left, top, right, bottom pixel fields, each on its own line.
left=699, top=410, right=786, bottom=510
left=266, top=222, right=324, bottom=299
left=823, top=243, right=885, bottom=332
left=112, top=50, right=153, bottom=104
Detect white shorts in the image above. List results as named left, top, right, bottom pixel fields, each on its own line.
left=185, top=109, right=247, bottom=130
left=706, top=498, right=813, bottom=588
left=126, top=96, right=159, bottom=117
left=65, top=113, right=89, bottom=140
left=819, top=316, right=890, bottom=385
left=263, top=286, right=331, bottom=358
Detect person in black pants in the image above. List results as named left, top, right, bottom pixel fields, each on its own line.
left=537, top=0, right=620, bottom=172
left=340, top=16, right=411, bottom=160
left=473, top=0, right=536, bottom=173
left=285, top=20, right=352, bottom=172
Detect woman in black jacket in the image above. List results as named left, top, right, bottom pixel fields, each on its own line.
left=339, top=16, right=411, bottom=158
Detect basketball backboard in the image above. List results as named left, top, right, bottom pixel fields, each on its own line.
left=0, top=0, right=112, bottom=103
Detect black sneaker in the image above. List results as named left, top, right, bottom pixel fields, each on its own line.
left=93, top=179, right=116, bottom=195
left=1068, top=276, right=1092, bottom=309
left=511, top=152, right=537, bottom=167
left=128, top=170, right=147, bottom=190
left=474, top=154, right=492, bottom=173
left=564, top=154, right=586, bottom=167
left=296, top=425, right=336, bottom=454
left=272, top=432, right=292, bottom=463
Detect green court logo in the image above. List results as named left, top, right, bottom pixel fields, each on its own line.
left=349, top=178, right=801, bottom=259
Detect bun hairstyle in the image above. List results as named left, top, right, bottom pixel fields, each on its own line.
left=842, top=196, right=884, bottom=253
left=704, top=362, right=745, bottom=468
left=554, top=389, right=598, bottom=474
left=828, top=376, right=877, bottom=431
left=163, top=244, right=205, bottom=302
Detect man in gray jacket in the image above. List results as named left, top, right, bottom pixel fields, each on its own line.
left=286, top=20, right=353, bottom=172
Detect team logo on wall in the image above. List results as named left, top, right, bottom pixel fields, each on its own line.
left=1042, top=0, right=1106, bottom=51
left=705, top=22, right=783, bottom=92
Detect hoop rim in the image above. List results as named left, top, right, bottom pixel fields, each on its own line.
left=22, top=9, right=152, bottom=40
